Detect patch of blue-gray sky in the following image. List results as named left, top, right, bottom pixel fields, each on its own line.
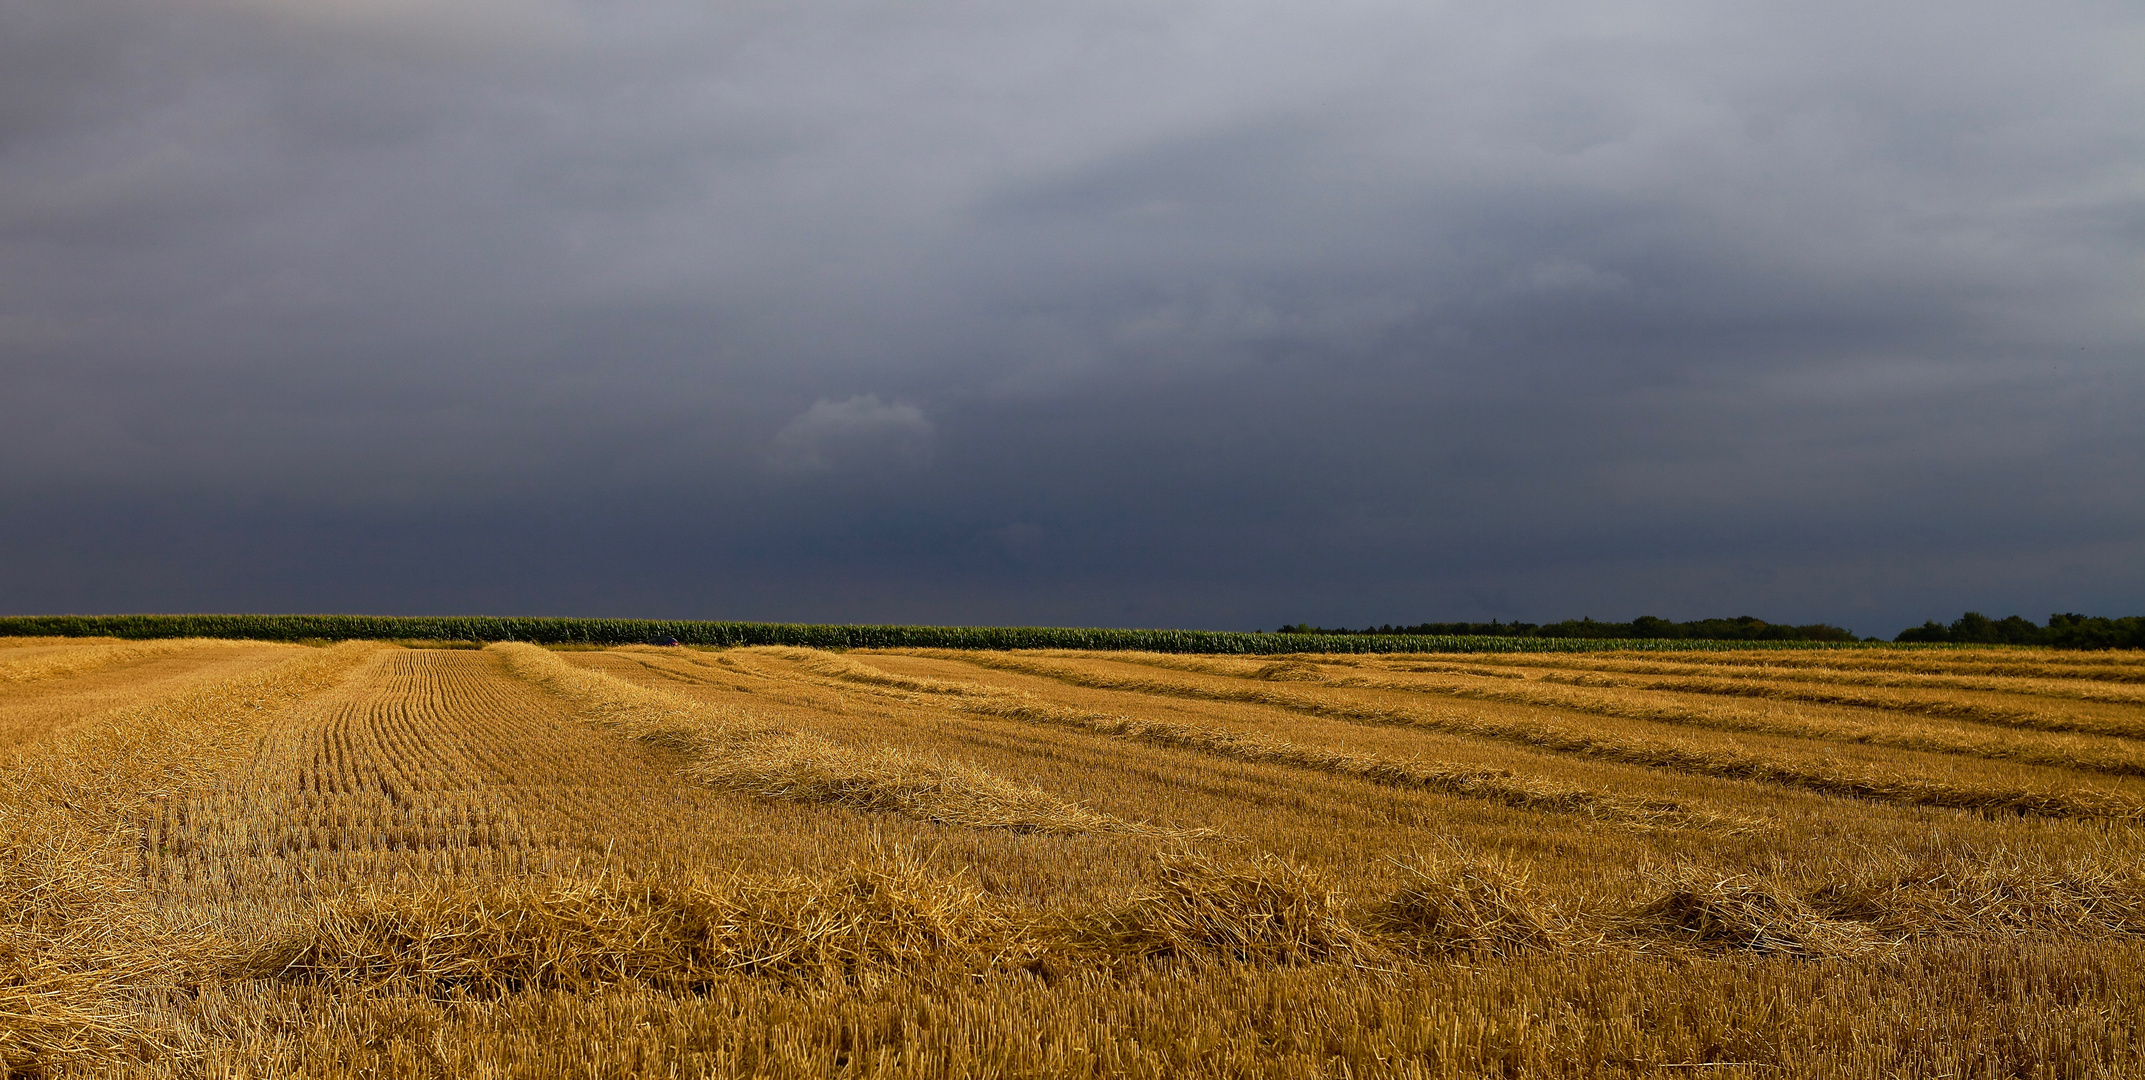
left=2, top=0, right=2139, bottom=635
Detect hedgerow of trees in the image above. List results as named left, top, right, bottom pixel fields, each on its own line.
left=1272, top=615, right=1864, bottom=643
left=1893, top=612, right=2145, bottom=649
left=1278, top=612, right=2144, bottom=649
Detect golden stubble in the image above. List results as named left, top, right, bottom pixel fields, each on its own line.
left=4, top=638, right=2144, bottom=1076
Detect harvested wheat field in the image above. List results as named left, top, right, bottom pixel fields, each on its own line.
left=5, top=637, right=2145, bottom=1078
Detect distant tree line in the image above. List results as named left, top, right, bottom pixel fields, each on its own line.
left=1272, top=611, right=2145, bottom=649
left=1270, top=616, right=1864, bottom=642
left=0, top=613, right=1866, bottom=654
left=1893, top=612, right=2145, bottom=649
left=8, top=611, right=2136, bottom=651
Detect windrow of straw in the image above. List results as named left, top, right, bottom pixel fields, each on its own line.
left=1099, top=652, right=2145, bottom=774
left=239, top=849, right=1551, bottom=998
left=251, top=852, right=1022, bottom=995
left=684, top=732, right=1157, bottom=834
left=1059, top=851, right=1375, bottom=967
left=215, top=818, right=2145, bottom=996
left=243, top=848, right=1791, bottom=1001
left=1563, top=649, right=2145, bottom=682
left=1378, top=669, right=2145, bottom=773
left=1620, top=868, right=1882, bottom=959
left=770, top=647, right=1002, bottom=698
left=0, top=638, right=219, bottom=687
left=1613, top=852, right=2145, bottom=959
left=1379, top=660, right=1531, bottom=681
left=785, top=650, right=1753, bottom=832
left=492, top=643, right=1158, bottom=835
left=1366, top=853, right=1568, bottom=958
left=0, top=636, right=99, bottom=649
left=977, top=703, right=1754, bottom=833
left=1380, top=650, right=2145, bottom=690
left=246, top=847, right=2145, bottom=1007
left=0, top=831, right=203, bottom=1069
left=0, top=641, right=385, bottom=1071
left=926, top=653, right=2145, bottom=821
left=1525, top=670, right=2145, bottom=740
left=1427, top=653, right=2145, bottom=709
left=1808, top=852, right=2145, bottom=938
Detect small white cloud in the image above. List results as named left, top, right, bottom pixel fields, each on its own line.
left=767, top=395, right=935, bottom=474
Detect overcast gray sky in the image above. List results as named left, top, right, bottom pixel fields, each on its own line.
left=3, top=0, right=2140, bottom=636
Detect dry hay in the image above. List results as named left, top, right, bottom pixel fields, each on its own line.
left=494, top=642, right=1163, bottom=835
left=0, top=837, right=181, bottom=1069
left=1367, top=852, right=1565, bottom=958
left=933, top=652, right=2145, bottom=821
left=693, top=732, right=1142, bottom=834
left=1064, top=851, right=1372, bottom=966
left=1624, top=868, right=1879, bottom=958
left=0, top=639, right=220, bottom=687
left=1812, top=852, right=2145, bottom=938
left=1, top=642, right=384, bottom=817
left=10, top=639, right=2145, bottom=1076
left=0, top=788, right=253, bottom=1071
left=969, top=701, right=1749, bottom=832
left=793, top=651, right=1751, bottom=832
left=1251, top=661, right=1327, bottom=682
left=251, top=852, right=1018, bottom=996
left=0, top=643, right=385, bottom=1070
left=776, top=647, right=999, bottom=698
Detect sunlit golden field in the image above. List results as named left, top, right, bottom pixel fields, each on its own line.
left=5, top=636, right=2144, bottom=1077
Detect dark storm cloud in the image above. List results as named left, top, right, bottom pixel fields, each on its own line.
left=2, top=0, right=2140, bottom=634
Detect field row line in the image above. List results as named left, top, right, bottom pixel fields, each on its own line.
left=768, top=650, right=1757, bottom=833
left=250, top=842, right=2145, bottom=1004
left=914, top=652, right=2145, bottom=821
left=1377, top=654, right=2145, bottom=708
left=1359, top=649, right=2145, bottom=685
left=0, top=638, right=253, bottom=688
left=1100, top=654, right=2145, bottom=772
left=492, top=644, right=1194, bottom=838
left=1523, top=671, right=2145, bottom=735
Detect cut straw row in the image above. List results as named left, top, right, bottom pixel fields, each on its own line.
left=923, top=652, right=2145, bottom=820
left=779, top=650, right=1753, bottom=832
left=1106, top=651, right=2145, bottom=769
left=250, top=844, right=2145, bottom=1001
left=492, top=643, right=1172, bottom=836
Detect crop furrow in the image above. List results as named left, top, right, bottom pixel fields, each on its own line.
left=1097, top=653, right=2145, bottom=775
left=920, top=653, right=2145, bottom=821
left=765, top=649, right=1752, bottom=832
